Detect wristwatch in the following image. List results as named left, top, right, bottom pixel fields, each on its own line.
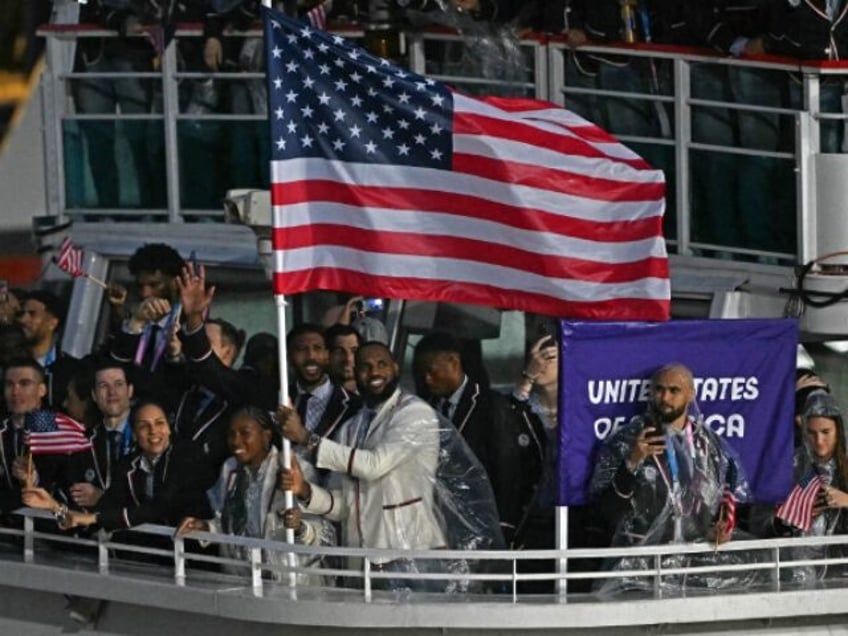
left=54, top=504, right=69, bottom=525
left=305, top=432, right=321, bottom=455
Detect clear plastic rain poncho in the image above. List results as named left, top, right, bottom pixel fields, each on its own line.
left=303, top=388, right=504, bottom=594
left=405, top=2, right=528, bottom=97
left=208, top=445, right=337, bottom=586
left=588, top=407, right=768, bottom=596
left=777, top=392, right=848, bottom=586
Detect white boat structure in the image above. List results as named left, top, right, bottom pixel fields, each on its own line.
left=2, top=11, right=848, bottom=634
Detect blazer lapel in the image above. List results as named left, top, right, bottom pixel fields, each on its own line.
left=0, top=420, right=12, bottom=488
left=453, top=382, right=480, bottom=435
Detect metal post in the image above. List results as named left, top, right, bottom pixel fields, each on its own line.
left=673, top=57, right=692, bottom=256
left=364, top=558, right=372, bottom=602
left=160, top=39, right=182, bottom=222
left=512, top=555, right=518, bottom=603
left=547, top=44, right=566, bottom=108
left=250, top=546, right=264, bottom=597
left=407, top=33, right=426, bottom=76
left=555, top=505, right=568, bottom=600
left=797, top=73, right=821, bottom=263
left=384, top=299, right=405, bottom=352
left=98, top=529, right=109, bottom=575
left=654, top=553, right=662, bottom=599
left=41, top=34, right=68, bottom=221
left=533, top=40, right=548, bottom=101
left=174, top=535, right=186, bottom=586
left=23, top=515, right=34, bottom=564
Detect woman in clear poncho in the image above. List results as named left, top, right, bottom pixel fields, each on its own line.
left=766, top=392, right=848, bottom=584
left=177, top=406, right=335, bottom=584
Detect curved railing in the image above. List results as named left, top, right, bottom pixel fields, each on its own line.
left=6, top=507, right=848, bottom=630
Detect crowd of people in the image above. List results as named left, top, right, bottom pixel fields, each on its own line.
left=58, top=0, right=846, bottom=256
left=0, top=243, right=550, bottom=597
left=1, top=241, right=847, bottom=609
left=6, top=0, right=848, bottom=617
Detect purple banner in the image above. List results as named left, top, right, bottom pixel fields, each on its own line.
left=558, top=319, right=797, bottom=506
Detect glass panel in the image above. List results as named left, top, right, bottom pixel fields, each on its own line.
left=63, top=118, right=165, bottom=211
left=177, top=118, right=270, bottom=211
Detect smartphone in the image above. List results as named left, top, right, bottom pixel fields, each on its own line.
left=189, top=250, right=199, bottom=274
left=643, top=411, right=665, bottom=445
left=362, top=298, right=384, bottom=312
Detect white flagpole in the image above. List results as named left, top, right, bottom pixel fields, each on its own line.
left=275, top=294, right=295, bottom=528
left=264, top=0, right=298, bottom=591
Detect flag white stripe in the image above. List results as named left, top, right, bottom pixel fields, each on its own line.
left=453, top=94, right=646, bottom=163
left=272, top=202, right=667, bottom=262
left=273, top=248, right=670, bottom=302
left=453, top=133, right=665, bottom=184
left=271, top=159, right=662, bottom=223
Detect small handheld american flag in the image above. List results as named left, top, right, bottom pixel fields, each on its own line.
left=25, top=410, right=92, bottom=455
left=720, top=488, right=736, bottom=533
left=775, top=470, right=823, bottom=532
left=54, top=237, right=84, bottom=278
left=306, top=0, right=333, bottom=30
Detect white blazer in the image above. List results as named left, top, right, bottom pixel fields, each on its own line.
left=304, top=388, right=446, bottom=561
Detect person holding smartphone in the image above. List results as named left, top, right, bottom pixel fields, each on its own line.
left=589, top=364, right=750, bottom=569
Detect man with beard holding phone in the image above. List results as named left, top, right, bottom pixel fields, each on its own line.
left=589, top=363, right=749, bottom=551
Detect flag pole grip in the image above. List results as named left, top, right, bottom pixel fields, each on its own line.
left=84, top=273, right=109, bottom=290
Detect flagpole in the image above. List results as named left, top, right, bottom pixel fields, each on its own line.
left=275, top=292, right=294, bottom=513
left=266, top=0, right=298, bottom=591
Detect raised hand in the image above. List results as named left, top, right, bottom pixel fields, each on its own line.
left=176, top=263, right=215, bottom=331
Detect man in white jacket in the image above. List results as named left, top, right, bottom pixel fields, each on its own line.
left=280, top=341, right=447, bottom=591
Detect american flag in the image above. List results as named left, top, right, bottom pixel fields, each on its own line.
left=54, top=237, right=84, bottom=278
left=306, top=0, right=332, bottom=30
left=25, top=410, right=92, bottom=455
left=263, top=8, right=669, bottom=320
left=775, top=470, right=823, bottom=532
left=720, top=488, right=736, bottom=533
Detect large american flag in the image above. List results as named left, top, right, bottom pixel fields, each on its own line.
left=775, top=470, right=823, bottom=532
left=25, top=410, right=92, bottom=455
left=263, top=8, right=669, bottom=320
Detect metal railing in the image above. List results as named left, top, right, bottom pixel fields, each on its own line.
left=8, top=507, right=848, bottom=607
left=35, top=24, right=848, bottom=264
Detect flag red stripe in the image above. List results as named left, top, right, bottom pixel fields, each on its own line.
left=465, top=97, right=647, bottom=161
left=270, top=181, right=663, bottom=242
left=273, top=268, right=670, bottom=319
left=464, top=97, right=628, bottom=147
left=776, top=476, right=821, bottom=531
left=453, top=152, right=666, bottom=203
left=453, top=110, right=652, bottom=171
left=271, top=225, right=668, bottom=283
